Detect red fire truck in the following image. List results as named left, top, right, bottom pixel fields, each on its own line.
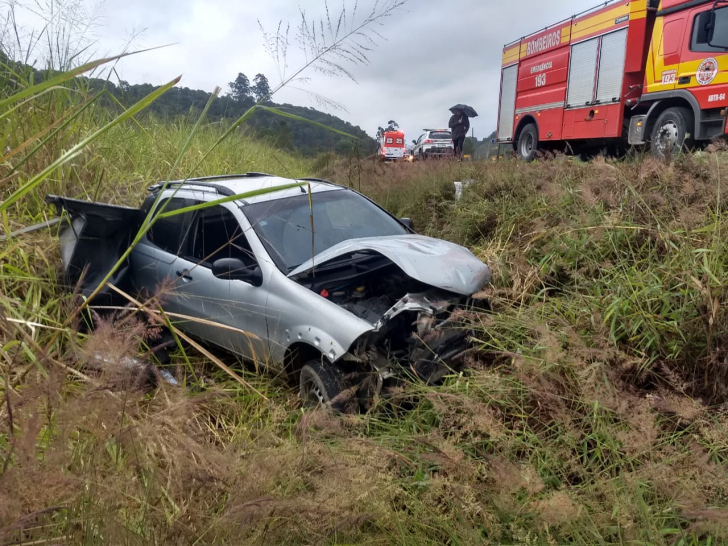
left=380, top=131, right=406, bottom=160
left=496, top=0, right=728, bottom=160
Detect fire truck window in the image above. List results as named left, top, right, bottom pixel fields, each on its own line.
left=396, top=139, right=403, bottom=144
left=692, top=7, right=728, bottom=52
left=386, top=138, right=393, bottom=144
left=660, top=20, right=683, bottom=56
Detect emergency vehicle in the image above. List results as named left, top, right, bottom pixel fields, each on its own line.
left=380, top=131, right=406, bottom=160
left=496, top=0, right=728, bottom=160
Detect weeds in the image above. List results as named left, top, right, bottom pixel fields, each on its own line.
left=2, top=10, right=728, bottom=543
left=6, top=138, right=728, bottom=543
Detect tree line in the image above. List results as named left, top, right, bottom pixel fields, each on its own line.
left=106, top=71, right=375, bottom=156
left=0, top=54, right=376, bottom=156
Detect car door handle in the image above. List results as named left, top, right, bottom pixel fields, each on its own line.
left=678, top=76, right=691, bottom=85
left=176, top=270, right=193, bottom=281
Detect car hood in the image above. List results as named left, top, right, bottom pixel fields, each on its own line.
left=287, top=234, right=491, bottom=296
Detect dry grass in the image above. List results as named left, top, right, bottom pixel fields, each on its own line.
left=3, top=65, right=728, bottom=543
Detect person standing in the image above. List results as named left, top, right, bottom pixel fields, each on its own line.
left=449, top=108, right=470, bottom=160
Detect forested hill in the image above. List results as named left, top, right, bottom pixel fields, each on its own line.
left=0, top=54, right=375, bottom=156
left=93, top=79, right=376, bottom=156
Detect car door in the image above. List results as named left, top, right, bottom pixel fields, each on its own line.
left=414, top=134, right=424, bottom=155
left=172, top=203, right=269, bottom=362
left=131, top=195, right=197, bottom=311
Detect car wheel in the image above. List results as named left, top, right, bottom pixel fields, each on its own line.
left=650, top=107, right=694, bottom=160
left=517, top=124, right=539, bottom=161
left=299, top=360, right=351, bottom=412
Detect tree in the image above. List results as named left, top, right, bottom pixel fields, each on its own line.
left=252, top=74, right=271, bottom=103
left=376, top=120, right=399, bottom=143
left=228, top=73, right=251, bottom=101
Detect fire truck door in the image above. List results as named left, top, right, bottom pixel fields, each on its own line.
left=675, top=5, right=728, bottom=111
left=646, top=15, right=687, bottom=94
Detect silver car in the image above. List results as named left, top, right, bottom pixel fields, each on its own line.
left=48, top=174, right=491, bottom=410
left=412, top=129, right=454, bottom=159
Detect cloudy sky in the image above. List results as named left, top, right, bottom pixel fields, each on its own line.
left=13, top=0, right=587, bottom=141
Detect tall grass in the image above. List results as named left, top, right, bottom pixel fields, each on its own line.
left=3, top=38, right=728, bottom=546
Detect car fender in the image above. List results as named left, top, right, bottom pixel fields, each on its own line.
left=276, top=323, right=365, bottom=363
left=264, top=270, right=376, bottom=364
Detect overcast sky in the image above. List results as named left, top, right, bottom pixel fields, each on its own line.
left=13, top=0, right=587, bottom=141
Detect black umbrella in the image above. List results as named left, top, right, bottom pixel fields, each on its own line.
left=450, top=104, right=478, bottom=118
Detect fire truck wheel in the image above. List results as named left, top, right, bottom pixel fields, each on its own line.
left=650, top=107, right=694, bottom=159
left=517, top=124, right=539, bottom=162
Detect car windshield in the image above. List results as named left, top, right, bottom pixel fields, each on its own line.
left=429, top=132, right=451, bottom=140
left=244, top=189, right=408, bottom=273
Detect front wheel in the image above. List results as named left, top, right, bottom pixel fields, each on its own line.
left=299, top=360, right=352, bottom=412
left=650, top=107, right=694, bottom=160
left=517, top=124, right=539, bottom=161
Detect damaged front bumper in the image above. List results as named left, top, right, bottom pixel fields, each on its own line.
left=343, top=292, right=476, bottom=407
left=377, top=292, right=472, bottom=383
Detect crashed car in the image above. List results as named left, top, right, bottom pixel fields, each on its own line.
left=47, top=173, right=491, bottom=410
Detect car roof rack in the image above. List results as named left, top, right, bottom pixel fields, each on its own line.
left=296, top=177, right=337, bottom=185
left=297, top=177, right=353, bottom=191
left=423, top=128, right=449, bottom=132
left=189, top=172, right=271, bottom=181
left=147, top=172, right=273, bottom=194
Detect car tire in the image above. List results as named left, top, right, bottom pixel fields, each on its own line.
left=517, top=124, right=539, bottom=162
left=650, top=107, right=694, bottom=160
left=299, top=360, right=351, bottom=412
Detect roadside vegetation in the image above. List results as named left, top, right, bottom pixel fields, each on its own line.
left=3, top=11, right=728, bottom=546
left=4, top=96, right=728, bottom=542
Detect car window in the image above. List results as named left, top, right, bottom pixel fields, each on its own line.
left=190, top=206, right=256, bottom=267
left=147, top=197, right=196, bottom=255
left=429, top=132, right=452, bottom=140
left=244, top=190, right=408, bottom=272
left=691, top=7, right=728, bottom=52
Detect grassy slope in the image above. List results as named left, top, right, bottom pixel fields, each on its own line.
left=2, top=83, right=728, bottom=544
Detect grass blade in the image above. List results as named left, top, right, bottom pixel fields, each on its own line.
left=0, top=47, right=167, bottom=111
left=2, top=92, right=102, bottom=170
left=0, top=75, right=182, bottom=214
left=154, top=183, right=307, bottom=219
left=259, top=105, right=358, bottom=139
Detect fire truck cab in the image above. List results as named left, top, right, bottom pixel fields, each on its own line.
left=381, top=131, right=406, bottom=160
left=496, top=0, right=728, bottom=160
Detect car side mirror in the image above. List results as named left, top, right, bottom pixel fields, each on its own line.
left=212, top=258, right=263, bottom=286
left=400, top=218, right=415, bottom=231
left=412, top=140, right=417, bottom=145
left=708, top=10, right=728, bottom=49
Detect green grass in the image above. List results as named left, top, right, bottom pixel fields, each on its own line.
left=2, top=60, right=728, bottom=545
